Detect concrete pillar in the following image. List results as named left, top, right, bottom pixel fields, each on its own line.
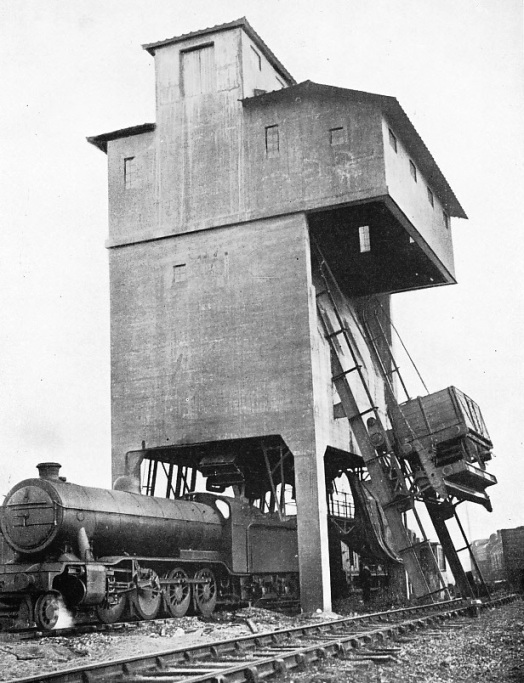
left=293, top=444, right=332, bottom=613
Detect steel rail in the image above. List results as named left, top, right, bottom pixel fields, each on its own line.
left=6, top=595, right=517, bottom=683
left=17, top=596, right=464, bottom=640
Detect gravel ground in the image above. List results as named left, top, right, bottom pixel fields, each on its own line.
left=287, top=599, right=524, bottom=683
left=0, top=607, right=305, bottom=682
left=0, top=601, right=521, bottom=682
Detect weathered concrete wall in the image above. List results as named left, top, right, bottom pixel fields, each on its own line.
left=110, top=213, right=317, bottom=478
left=107, top=132, right=156, bottom=245
left=106, top=96, right=388, bottom=248
left=382, top=116, right=455, bottom=278
left=243, top=98, right=387, bottom=220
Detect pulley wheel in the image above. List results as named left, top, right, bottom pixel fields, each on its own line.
left=193, top=568, right=217, bottom=617
left=95, top=593, right=128, bottom=624
left=164, top=567, right=191, bottom=618
left=34, top=592, right=61, bottom=631
left=132, top=569, right=162, bottom=620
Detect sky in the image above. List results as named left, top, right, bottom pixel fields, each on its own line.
left=0, top=0, right=522, bottom=545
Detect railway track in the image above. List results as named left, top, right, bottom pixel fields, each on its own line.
left=6, top=595, right=517, bottom=683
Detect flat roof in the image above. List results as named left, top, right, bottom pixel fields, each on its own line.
left=243, top=80, right=467, bottom=219
left=142, top=17, right=296, bottom=86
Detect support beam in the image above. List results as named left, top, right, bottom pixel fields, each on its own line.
left=425, top=502, right=474, bottom=599
left=293, top=444, right=332, bottom=613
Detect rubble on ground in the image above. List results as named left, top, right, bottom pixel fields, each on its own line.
left=0, top=601, right=522, bottom=682
left=286, top=599, right=524, bottom=683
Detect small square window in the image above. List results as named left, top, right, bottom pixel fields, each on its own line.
left=388, top=128, right=397, bottom=152
left=251, top=46, right=262, bottom=71
left=265, top=125, right=279, bottom=157
left=409, top=159, right=417, bottom=182
left=427, top=187, right=434, bottom=207
left=359, top=225, right=371, bottom=253
left=329, top=127, right=346, bottom=145
left=173, top=264, right=187, bottom=283
left=124, top=157, right=137, bottom=189
left=443, top=211, right=450, bottom=229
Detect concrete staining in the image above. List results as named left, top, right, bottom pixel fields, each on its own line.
left=89, top=18, right=462, bottom=612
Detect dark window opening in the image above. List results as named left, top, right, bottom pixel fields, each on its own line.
left=265, top=125, right=279, bottom=157
left=427, top=187, right=434, bottom=207
left=124, top=157, right=137, bottom=189
left=443, top=211, right=450, bottom=229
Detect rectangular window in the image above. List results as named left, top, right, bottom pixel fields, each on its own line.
left=173, top=264, right=187, bottom=283
left=181, top=44, right=215, bottom=96
left=329, top=127, right=346, bottom=145
left=388, top=128, right=397, bottom=152
left=265, top=125, right=279, bottom=157
left=409, top=159, right=417, bottom=182
left=250, top=46, right=262, bottom=71
left=124, top=157, right=137, bottom=189
left=443, top=210, right=450, bottom=229
left=427, top=187, right=434, bottom=207
left=359, top=225, right=371, bottom=253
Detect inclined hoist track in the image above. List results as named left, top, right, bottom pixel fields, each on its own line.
left=6, top=595, right=517, bottom=683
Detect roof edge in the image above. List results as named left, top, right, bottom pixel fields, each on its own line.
left=142, top=17, right=296, bottom=86
left=87, top=123, right=156, bottom=153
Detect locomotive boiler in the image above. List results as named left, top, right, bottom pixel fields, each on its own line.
left=0, top=463, right=299, bottom=630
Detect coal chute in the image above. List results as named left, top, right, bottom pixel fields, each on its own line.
left=337, top=472, right=401, bottom=564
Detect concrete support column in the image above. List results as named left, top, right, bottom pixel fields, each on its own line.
left=292, top=444, right=332, bottom=613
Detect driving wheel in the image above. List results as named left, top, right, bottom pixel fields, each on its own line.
left=193, top=568, right=217, bottom=617
left=132, top=569, right=162, bottom=620
left=34, top=592, right=61, bottom=631
left=164, top=567, right=191, bottom=618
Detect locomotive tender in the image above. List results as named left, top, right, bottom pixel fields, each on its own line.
left=0, top=463, right=299, bottom=630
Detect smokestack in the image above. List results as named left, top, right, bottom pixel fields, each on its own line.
left=37, top=462, right=62, bottom=480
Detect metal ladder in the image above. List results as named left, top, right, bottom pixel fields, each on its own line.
left=360, top=298, right=488, bottom=599
left=311, top=238, right=448, bottom=601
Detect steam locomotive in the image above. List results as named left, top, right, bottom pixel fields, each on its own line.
left=0, top=463, right=299, bottom=630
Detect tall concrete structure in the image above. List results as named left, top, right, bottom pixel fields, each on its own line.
left=89, top=18, right=467, bottom=611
